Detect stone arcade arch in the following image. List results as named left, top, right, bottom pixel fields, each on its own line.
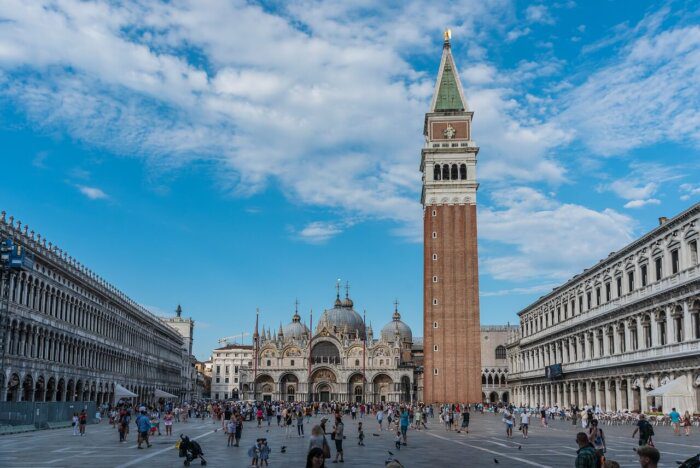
left=6, top=373, right=20, bottom=401
left=310, top=368, right=338, bottom=403
left=34, top=375, right=45, bottom=401
left=280, top=373, right=299, bottom=402
left=22, top=374, right=34, bottom=401
left=401, top=375, right=411, bottom=402
left=372, top=374, right=393, bottom=403
left=311, top=341, right=341, bottom=365
left=255, top=375, right=275, bottom=402
left=348, top=373, right=365, bottom=403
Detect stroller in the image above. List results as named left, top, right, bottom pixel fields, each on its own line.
left=178, top=434, right=207, bottom=466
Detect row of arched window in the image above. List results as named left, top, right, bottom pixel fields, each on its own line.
left=0, top=270, right=181, bottom=362
left=3, top=319, right=181, bottom=383
left=522, top=233, right=698, bottom=337
left=482, top=373, right=507, bottom=386
left=433, top=163, right=467, bottom=181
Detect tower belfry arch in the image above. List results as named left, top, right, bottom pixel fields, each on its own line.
left=421, top=30, right=482, bottom=404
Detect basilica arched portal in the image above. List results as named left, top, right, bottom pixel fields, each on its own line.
left=310, top=368, right=337, bottom=402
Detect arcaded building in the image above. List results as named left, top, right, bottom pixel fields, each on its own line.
left=421, top=31, right=482, bottom=404
left=481, top=325, right=519, bottom=404
left=0, top=211, right=185, bottom=404
left=507, top=204, right=700, bottom=413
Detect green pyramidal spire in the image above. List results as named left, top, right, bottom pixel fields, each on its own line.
left=435, top=57, right=464, bottom=111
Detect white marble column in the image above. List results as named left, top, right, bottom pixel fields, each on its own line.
left=683, top=300, right=692, bottom=341
left=604, top=380, right=611, bottom=411
left=626, top=378, right=635, bottom=412
left=666, top=306, right=676, bottom=344
left=650, top=313, right=659, bottom=347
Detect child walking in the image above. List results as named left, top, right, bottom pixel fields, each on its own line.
left=394, top=430, right=402, bottom=450
left=248, top=438, right=262, bottom=467
left=259, top=439, right=270, bottom=466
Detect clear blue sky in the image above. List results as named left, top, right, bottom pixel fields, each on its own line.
left=1, top=1, right=698, bottom=360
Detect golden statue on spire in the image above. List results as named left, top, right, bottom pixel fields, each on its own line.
left=444, top=28, right=452, bottom=42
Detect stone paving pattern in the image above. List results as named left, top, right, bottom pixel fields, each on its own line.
left=1, top=412, right=699, bottom=467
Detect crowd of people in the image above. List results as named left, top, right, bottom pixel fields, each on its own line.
left=74, top=399, right=695, bottom=467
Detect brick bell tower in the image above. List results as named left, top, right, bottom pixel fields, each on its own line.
left=421, top=30, right=481, bottom=404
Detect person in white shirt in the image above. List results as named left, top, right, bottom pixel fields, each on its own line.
left=520, top=411, right=530, bottom=439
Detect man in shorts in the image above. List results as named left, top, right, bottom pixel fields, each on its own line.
left=669, top=407, right=681, bottom=436
left=632, top=414, right=654, bottom=446
left=136, top=410, right=152, bottom=449
left=520, top=410, right=530, bottom=439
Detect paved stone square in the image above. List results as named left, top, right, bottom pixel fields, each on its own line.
left=0, top=412, right=698, bottom=467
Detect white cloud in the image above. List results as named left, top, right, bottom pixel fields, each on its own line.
left=481, top=282, right=560, bottom=297
left=560, top=15, right=700, bottom=155
left=608, top=180, right=658, bottom=200
left=296, top=221, right=346, bottom=244
left=506, top=28, right=531, bottom=42
left=623, top=198, right=661, bottom=209
left=525, top=5, right=554, bottom=25
left=680, top=183, right=700, bottom=201
left=480, top=188, right=634, bottom=281
left=0, top=0, right=553, bottom=244
left=77, top=185, right=108, bottom=200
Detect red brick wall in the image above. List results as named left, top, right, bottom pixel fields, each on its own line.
left=423, top=203, right=481, bottom=403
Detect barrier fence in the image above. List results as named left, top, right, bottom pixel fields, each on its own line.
left=0, top=401, right=96, bottom=427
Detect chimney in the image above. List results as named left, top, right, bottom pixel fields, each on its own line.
left=658, top=216, right=668, bottom=226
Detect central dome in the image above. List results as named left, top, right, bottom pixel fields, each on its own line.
left=316, top=291, right=365, bottom=337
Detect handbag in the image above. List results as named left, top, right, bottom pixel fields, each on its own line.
left=322, top=435, right=331, bottom=459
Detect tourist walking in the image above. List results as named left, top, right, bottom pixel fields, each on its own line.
left=332, top=415, right=344, bottom=463
left=309, top=425, right=325, bottom=451
left=399, top=407, right=409, bottom=445
left=502, top=410, right=514, bottom=439
left=683, top=411, right=692, bottom=436
left=297, top=410, right=305, bottom=437
left=136, top=410, right=152, bottom=449
left=234, top=413, right=243, bottom=447
left=520, top=410, right=530, bottom=439
left=285, top=410, right=293, bottom=438
left=669, top=407, right=681, bottom=436
left=71, top=412, right=79, bottom=436
left=460, top=407, right=470, bottom=434
left=164, top=411, right=173, bottom=436
left=357, top=421, right=364, bottom=446
left=78, top=409, right=87, bottom=436
left=632, top=414, right=654, bottom=446
left=588, top=420, right=606, bottom=459
left=376, top=407, right=384, bottom=431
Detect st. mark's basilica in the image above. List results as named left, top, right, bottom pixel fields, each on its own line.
left=243, top=285, right=416, bottom=404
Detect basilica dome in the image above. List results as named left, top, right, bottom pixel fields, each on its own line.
left=316, top=292, right=365, bottom=338
left=283, top=311, right=309, bottom=340
left=381, top=307, right=412, bottom=343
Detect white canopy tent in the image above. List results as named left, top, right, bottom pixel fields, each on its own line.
left=154, top=389, right=178, bottom=399
left=647, top=375, right=695, bottom=413
left=114, top=384, right=138, bottom=400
